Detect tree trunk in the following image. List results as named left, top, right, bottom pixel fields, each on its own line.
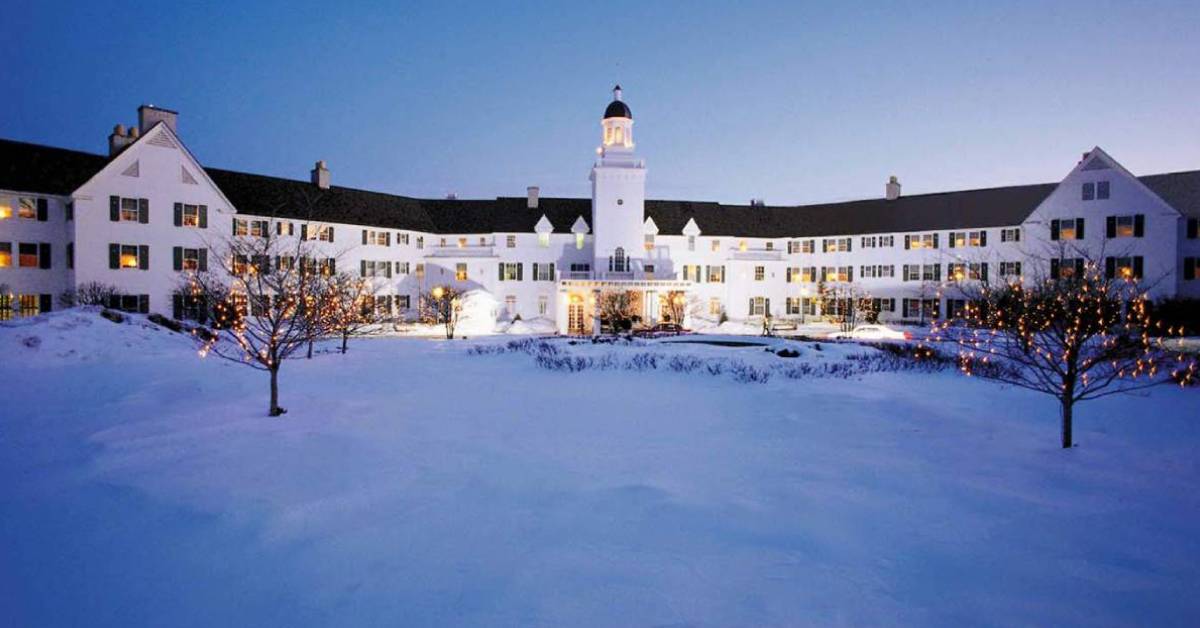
left=269, top=366, right=282, bottom=416
left=341, top=331, right=348, bottom=354
left=307, top=339, right=313, bottom=359
left=1060, top=396, right=1073, bottom=449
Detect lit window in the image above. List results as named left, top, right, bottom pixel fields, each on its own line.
left=18, top=243, right=39, bottom=268
left=458, top=237, right=467, bottom=248
left=507, top=235, right=517, bottom=248
left=754, top=266, right=765, bottom=281
left=709, top=298, right=722, bottom=315
left=1059, top=218, right=1080, bottom=240
left=505, top=295, right=517, bottom=316
left=538, top=295, right=548, bottom=316
left=416, top=237, right=424, bottom=250
left=0, top=243, right=10, bottom=267
left=575, top=233, right=584, bottom=249
left=18, top=294, right=40, bottom=317
left=19, top=198, right=37, bottom=219
left=455, top=263, right=468, bottom=281
left=120, top=245, right=140, bottom=268
left=687, top=235, right=695, bottom=251
left=120, top=198, right=140, bottom=222
left=711, top=240, right=720, bottom=252
left=0, top=197, right=11, bottom=220
left=644, top=234, right=655, bottom=251
left=182, top=204, right=200, bottom=227
left=538, top=233, right=550, bottom=248
left=182, top=248, right=199, bottom=271
left=739, top=240, right=747, bottom=252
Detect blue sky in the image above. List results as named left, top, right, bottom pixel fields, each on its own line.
left=3, top=1, right=1198, bottom=204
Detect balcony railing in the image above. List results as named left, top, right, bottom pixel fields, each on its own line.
left=424, top=245, right=495, bottom=258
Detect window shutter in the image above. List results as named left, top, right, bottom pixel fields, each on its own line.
left=109, top=243, right=120, bottom=269
left=980, top=262, right=988, bottom=283
left=1189, top=218, right=1199, bottom=239
left=199, top=249, right=208, bottom=272
left=531, top=262, right=539, bottom=281
left=110, top=196, right=119, bottom=221
left=138, top=245, right=149, bottom=270
left=362, top=229, right=369, bottom=245
left=174, top=203, right=183, bottom=226
left=276, top=222, right=283, bottom=235
left=329, top=259, right=336, bottom=275
left=233, top=220, right=239, bottom=236
left=949, top=234, right=956, bottom=249
left=786, top=267, right=792, bottom=283
left=703, top=265, right=709, bottom=283
left=361, top=260, right=367, bottom=276
left=1050, top=258, right=1060, bottom=279
left=720, top=266, right=726, bottom=283
left=39, top=294, right=52, bottom=313
left=138, top=198, right=149, bottom=224
left=138, top=295, right=150, bottom=314
left=173, top=294, right=183, bottom=319
left=765, top=298, right=770, bottom=315
left=846, top=240, right=852, bottom=252
left=517, top=263, right=523, bottom=281
left=385, top=262, right=392, bottom=279
left=1076, top=219, right=1084, bottom=239
left=173, top=247, right=183, bottom=271
left=1074, top=259, right=1084, bottom=277
left=300, top=224, right=308, bottom=240
left=749, top=298, right=754, bottom=315
left=1185, top=258, right=1196, bottom=281
left=1133, top=256, right=1144, bottom=279
left=1050, top=219, right=1060, bottom=240
left=847, top=267, right=853, bottom=282
left=328, top=227, right=335, bottom=242
left=979, top=231, right=987, bottom=247
left=498, top=263, right=505, bottom=281
left=1134, top=214, right=1144, bottom=237
left=549, top=263, right=555, bottom=279
left=904, top=235, right=911, bottom=249
left=199, top=205, right=208, bottom=229
left=1106, top=216, right=1116, bottom=238
left=933, top=233, right=939, bottom=249
left=1105, top=257, right=1116, bottom=279
left=934, top=264, right=941, bottom=281
left=37, top=243, right=51, bottom=269
left=36, top=198, right=48, bottom=221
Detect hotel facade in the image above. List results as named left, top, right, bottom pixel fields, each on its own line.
left=1, top=87, right=1198, bottom=334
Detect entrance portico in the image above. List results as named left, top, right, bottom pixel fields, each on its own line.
left=556, top=278, right=693, bottom=335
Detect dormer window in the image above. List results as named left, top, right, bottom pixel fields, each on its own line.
left=538, top=233, right=550, bottom=247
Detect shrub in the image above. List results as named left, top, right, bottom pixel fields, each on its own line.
left=75, top=282, right=123, bottom=307
left=99, top=309, right=125, bottom=324
left=147, top=313, right=185, bottom=333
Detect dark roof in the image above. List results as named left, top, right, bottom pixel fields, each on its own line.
left=604, top=100, right=632, bottom=119
left=2, top=137, right=1197, bottom=237
left=0, top=139, right=108, bottom=194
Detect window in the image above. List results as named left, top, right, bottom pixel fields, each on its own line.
left=1052, top=218, right=1084, bottom=241
left=859, top=264, right=892, bottom=278
left=903, top=298, right=940, bottom=320
left=905, top=233, right=938, bottom=249
left=902, top=264, right=940, bottom=281
left=415, top=263, right=425, bottom=277
left=505, top=296, right=517, bottom=317
left=250, top=219, right=268, bottom=237
left=871, top=298, right=896, bottom=313
left=0, top=243, right=9, bottom=267
left=949, top=231, right=987, bottom=248
left=360, top=260, right=392, bottom=278
left=711, top=239, right=721, bottom=252
left=178, top=247, right=205, bottom=272
left=1051, top=258, right=1084, bottom=280
left=820, top=266, right=852, bottom=282
left=609, top=247, right=627, bottom=273
left=1183, top=257, right=1199, bottom=281
left=416, top=236, right=424, bottom=250
left=570, top=263, right=591, bottom=273
left=538, top=295, right=548, bottom=316
left=801, top=240, right=815, bottom=254
left=277, top=221, right=295, bottom=236
left=861, top=236, right=876, bottom=248
left=533, top=263, right=554, bottom=281
left=1105, top=256, right=1143, bottom=280
left=576, top=233, right=585, bottom=249
left=1000, top=227, right=1021, bottom=242
left=234, top=219, right=248, bottom=236
left=396, top=295, right=411, bottom=310
left=765, top=242, right=774, bottom=251
left=879, top=235, right=894, bottom=247
left=1187, top=218, right=1198, bottom=240
left=181, top=204, right=201, bottom=227
left=439, top=238, right=447, bottom=247
left=398, top=233, right=410, bottom=245
left=65, top=201, right=74, bottom=221
left=786, top=297, right=801, bottom=315
left=1097, top=181, right=1110, bottom=199
left=120, top=197, right=141, bottom=222
left=395, top=262, right=410, bottom=275
left=455, top=263, right=468, bottom=281
left=538, top=233, right=550, bottom=248
left=506, top=235, right=517, bottom=248
left=644, top=234, right=655, bottom=251
left=706, top=265, right=725, bottom=283
left=0, top=197, right=10, bottom=220
left=500, top=262, right=522, bottom=281
left=709, top=298, right=722, bottom=316
left=458, top=237, right=467, bottom=248
left=754, top=266, right=765, bottom=281
left=821, top=238, right=851, bottom=253
left=1084, top=181, right=1110, bottom=200
left=687, top=235, right=696, bottom=251
left=18, top=294, right=43, bottom=317
left=316, top=225, right=333, bottom=242
left=643, top=264, right=655, bottom=277
left=479, top=237, right=486, bottom=246
left=236, top=218, right=267, bottom=237
left=800, top=267, right=817, bottom=282
left=19, top=243, right=39, bottom=268
left=999, top=261, right=1022, bottom=277
left=0, top=294, right=9, bottom=320
left=750, top=296, right=766, bottom=316
left=363, top=229, right=390, bottom=246
left=948, top=262, right=987, bottom=282
left=739, top=240, right=748, bottom=252
left=1106, top=214, right=1143, bottom=239
left=1082, top=182, right=1095, bottom=201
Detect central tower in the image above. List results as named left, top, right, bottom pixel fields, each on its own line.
left=590, top=85, right=647, bottom=277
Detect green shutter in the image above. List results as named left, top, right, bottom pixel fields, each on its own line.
left=39, top=243, right=51, bottom=269
left=110, top=196, right=119, bottom=221
left=199, top=249, right=208, bottom=272
left=36, top=198, right=48, bottom=221
left=174, top=203, right=183, bottom=226
left=138, top=198, right=149, bottom=224
left=173, top=247, right=183, bottom=271
left=138, top=245, right=149, bottom=270
left=199, top=205, right=208, bottom=229
left=109, top=243, right=119, bottom=268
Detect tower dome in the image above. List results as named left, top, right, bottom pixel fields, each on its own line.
left=604, top=84, right=632, bottom=119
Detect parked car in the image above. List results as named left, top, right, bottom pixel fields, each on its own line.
left=828, top=324, right=912, bottom=341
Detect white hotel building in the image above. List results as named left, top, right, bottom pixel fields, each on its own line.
left=0, top=87, right=1198, bottom=334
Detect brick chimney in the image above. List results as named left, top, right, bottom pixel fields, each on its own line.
left=886, top=175, right=902, bottom=201
left=527, top=186, right=540, bottom=209
left=138, top=104, right=178, bottom=134
left=311, top=160, right=330, bottom=189
left=108, top=124, right=136, bottom=156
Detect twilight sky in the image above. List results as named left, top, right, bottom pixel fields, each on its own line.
left=3, top=1, right=1198, bottom=205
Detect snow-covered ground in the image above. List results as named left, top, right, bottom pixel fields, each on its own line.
left=2, top=310, right=1199, bottom=626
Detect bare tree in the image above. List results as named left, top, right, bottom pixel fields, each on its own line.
left=421, top=285, right=462, bottom=339
left=933, top=257, right=1196, bottom=448
left=321, top=272, right=386, bottom=354
left=185, top=227, right=331, bottom=416
left=599, top=289, right=638, bottom=334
